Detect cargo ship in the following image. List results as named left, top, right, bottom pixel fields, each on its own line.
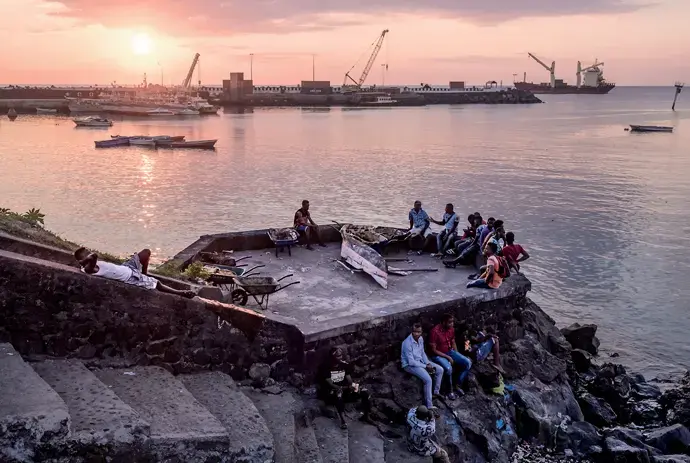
left=515, top=54, right=615, bottom=95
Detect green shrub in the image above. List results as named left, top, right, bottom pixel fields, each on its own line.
left=183, top=261, right=211, bottom=280
left=22, top=208, right=45, bottom=227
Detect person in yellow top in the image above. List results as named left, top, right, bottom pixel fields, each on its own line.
left=466, top=242, right=503, bottom=289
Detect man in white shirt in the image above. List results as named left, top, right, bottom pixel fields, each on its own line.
left=75, top=247, right=196, bottom=298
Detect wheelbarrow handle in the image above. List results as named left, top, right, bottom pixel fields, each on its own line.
left=235, top=256, right=251, bottom=263
left=277, top=273, right=294, bottom=282
left=276, top=281, right=301, bottom=292
left=243, top=264, right=265, bottom=277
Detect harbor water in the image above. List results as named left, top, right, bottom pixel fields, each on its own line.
left=1, top=86, right=688, bottom=378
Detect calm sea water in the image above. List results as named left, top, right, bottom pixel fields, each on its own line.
left=1, top=87, right=688, bottom=378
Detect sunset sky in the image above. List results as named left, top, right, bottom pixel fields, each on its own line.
left=1, top=0, right=688, bottom=86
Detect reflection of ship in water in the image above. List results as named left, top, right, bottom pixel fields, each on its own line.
left=514, top=53, right=615, bottom=94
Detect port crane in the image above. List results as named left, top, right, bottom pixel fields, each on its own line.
left=527, top=53, right=556, bottom=88
left=576, top=60, right=605, bottom=87
left=181, top=53, right=200, bottom=89
left=343, top=29, right=389, bottom=89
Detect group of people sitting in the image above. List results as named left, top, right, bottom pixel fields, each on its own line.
left=408, top=201, right=530, bottom=289
left=316, top=314, right=502, bottom=463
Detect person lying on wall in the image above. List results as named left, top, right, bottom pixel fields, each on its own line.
left=74, top=247, right=196, bottom=299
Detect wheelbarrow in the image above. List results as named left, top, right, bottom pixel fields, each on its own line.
left=199, top=251, right=252, bottom=267
left=205, top=264, right=265, bottom=291
left=229, top=274, right=300, bottom=310
left=268, top=228, right=300, bottom=257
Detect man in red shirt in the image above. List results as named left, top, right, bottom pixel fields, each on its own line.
left=429, top=314, right=472, bottom=399
left=502, top=232, right=530, bottom=274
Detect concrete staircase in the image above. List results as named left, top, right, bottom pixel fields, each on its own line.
left=0, top=343, right=429, bottom=462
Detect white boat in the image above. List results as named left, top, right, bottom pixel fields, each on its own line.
left=340, top=224, right=390, bottom=289
left=175, top=108, right=200, bottom=116
left=128, top=137, right=157, bottom=146
left=73, top=116, right=112, bottom=127
left=147, top=108, right=176, bottom=116
left=361, top=95, right=398, bottom=106
left=629, top=125, right=673, bottom=133
left=36, top=108, right=58, bottom=114
left=189, top=96, right=220, bottom=114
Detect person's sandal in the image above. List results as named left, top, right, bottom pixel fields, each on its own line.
left=340, top=421, right=348, bottom=430
left=446, top=392, right=458, bottom=400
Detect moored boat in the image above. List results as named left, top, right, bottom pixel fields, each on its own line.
left=147, top=108, right=176, bottom=117
left=629, top=125, right=673, bottom=133
left=95, top=138, right=130, bottom=148
left=36, top=108, right=58, bottom=114
left=175, top=108, right=200, bottom=116
left=73, top=116, right=112, bottom=127
left=112, top=135, right=185, bottom=142
left=166, top=139, right=217, bottom=149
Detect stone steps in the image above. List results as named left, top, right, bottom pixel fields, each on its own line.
left=180, top=372, right=275, bottom=463
left=313, top=416, right=350, bottom=463
left=94, top=366, right=231, bottom=462
left=347, top=420, right=385, bottom=463
left=243, top=388, right=299, bottom=463
left=294, top=410, right=323, bottom=463
left=0, top=343, right=70, bottom=463
left=383, top=438, right=430, bottom=462
left=31, top=359, right=149, bottom=458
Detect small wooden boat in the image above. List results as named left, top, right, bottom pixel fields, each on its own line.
left=73, top=116, right=112, bottom=127
left=340, top=224, right=389, bottom=289
left=147, top=108, right=176, bottom=117
left=167, top=139, right=217, bottom=149
left=629, top=125, right=673, bottom=133
left=7, top=108, right=17, bottom=120
left=175, top=108, right=200, bottom=116
left=95, top=137, right=130, bottom=148
left=113, top=135, right=185, bottom=142
left=36, top=108, right=58, bottom=115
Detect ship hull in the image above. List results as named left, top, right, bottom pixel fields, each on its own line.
left=514, top=82, right=615, bottom=94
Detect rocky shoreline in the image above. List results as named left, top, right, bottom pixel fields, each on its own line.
left=272, top=298, right=690, bottom=463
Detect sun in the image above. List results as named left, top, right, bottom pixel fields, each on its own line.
left=131, top=33, right=153, bottom=55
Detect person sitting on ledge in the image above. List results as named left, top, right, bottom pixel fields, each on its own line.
left=294, top=199, right=326, bottom=251
left=430, top=203, right=459, bottom=257
left=406, top=405, right=451, bottom=463
left=401, top=323, right=443, bottom=412
left=429, top=314, right=472, bottom=399
left=501, top=231, right=530, bottom=274
left=317, top=347, right=371, bottom=429
left=466, top=242, right=504, bottom=289
left=460, top=325, right=504, bottom=374
left=482, top=220, right=505, bottom=255
left=74, top=248, right=196, bottom=298
left=407, top=200, right=434, bottom=251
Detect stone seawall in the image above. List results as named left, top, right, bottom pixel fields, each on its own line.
left=0, top=250, right=303, bottom=379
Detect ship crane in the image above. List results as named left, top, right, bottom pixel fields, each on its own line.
left=182, top=53, right=200, bottom=89
left=343, top=29, right=389, bottom=89
left=576, top=60, right=605, bottom=88
left=527, top=53, right=556, bottom=88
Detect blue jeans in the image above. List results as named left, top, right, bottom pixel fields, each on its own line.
left=467, top=278, right=490, bottom=288
left=436, top=230, right=455, bottom=254
left=474, top=339, right=494, bottom=362
left=432, top=350, right=472, bottom=390
left=404, top=363, right=443, bottom=408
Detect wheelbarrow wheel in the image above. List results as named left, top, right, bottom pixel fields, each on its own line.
left=231, top=288, right=248, bottom=305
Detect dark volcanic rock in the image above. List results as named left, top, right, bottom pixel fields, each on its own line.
left=653, top=456, right=690, bottom=463
left=605, top=437, right=651, bottom=463
left=605, top=427, right=660, bottom=458
left=588, top=363, right=633, bottom=423
left=502, top=334, right=567, bottom=383
left=561, top=323, right=600, bottom=355
left=632, top=400, right=663, bottom=425
left=645, top=424, right=690, bottom=455
left=572, top=349, right=593, bottom=373
left=578, top=392, right=618, bottom=427
left=513, top=374, right=583, bottom=444
left=556, top=420, right=602, bottom=457
left=633, top=382, right=662, bottom=401
left=661, top=373, right=690, bottom=427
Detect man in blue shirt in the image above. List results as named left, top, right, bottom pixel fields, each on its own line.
left=430, top=203, right=459, bottom=256
left=401, top=323, right=443, bottom=411
left=408, top=200, right=434, bottom=251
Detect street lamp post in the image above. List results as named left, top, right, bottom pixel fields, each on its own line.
left=250, top=53, right=254, bottom=81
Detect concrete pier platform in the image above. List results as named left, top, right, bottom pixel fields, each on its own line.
left=213, top=243, right=529, bottom=341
